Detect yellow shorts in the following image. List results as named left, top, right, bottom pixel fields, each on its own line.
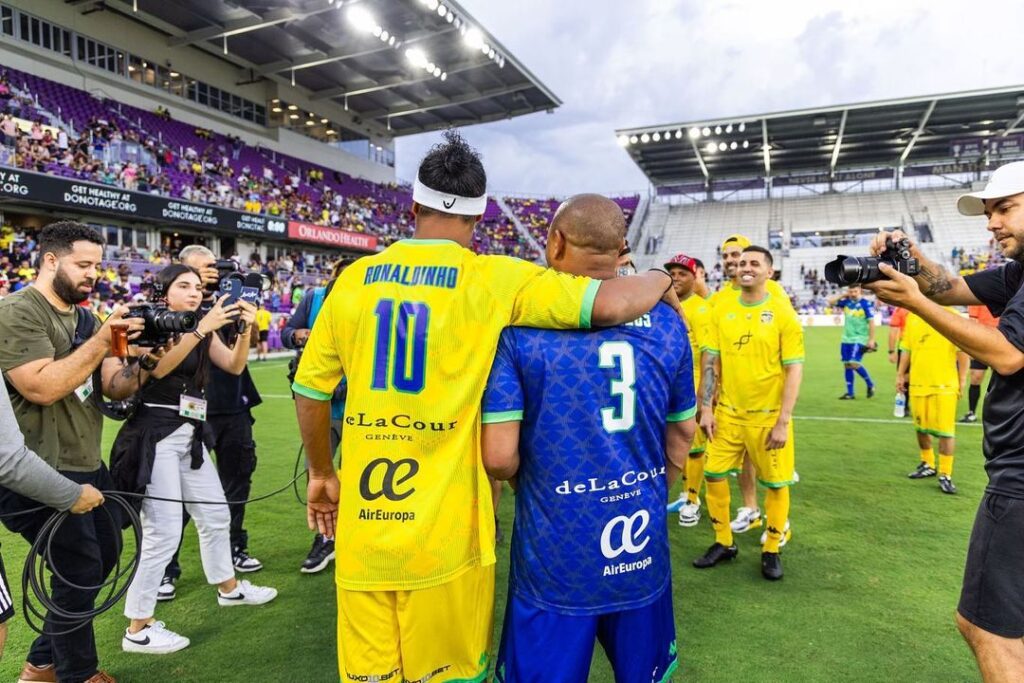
left=704, top=418, right=796, bottom=488
left=337, top=563, right=495, bottom=683
left=690, top=426, right=707, bottom=455
left=911, top=393, right=957, bottom=438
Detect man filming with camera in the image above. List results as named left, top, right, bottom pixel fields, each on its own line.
left=863, top=160, right=1024, bottom=682
left=158, top=245, right=265, bottom=602
left=0, top=221, right=163, bottom=683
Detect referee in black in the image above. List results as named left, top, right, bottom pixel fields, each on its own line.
left=866, top=160, right=1024, bottom=682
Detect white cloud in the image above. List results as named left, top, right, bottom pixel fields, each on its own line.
left=397, top=0, right=1024, bottom=195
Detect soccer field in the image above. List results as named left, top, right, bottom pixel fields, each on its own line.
left=0, top=326, right=985, bottom=682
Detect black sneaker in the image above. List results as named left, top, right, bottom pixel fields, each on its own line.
left=908, top=462, right=937, bottom=479
left=960, top=411, right=978, bottom=423
left=300, top=534, right=335, bottom=574
left=866, top=386, right=875, bottom=398
left=762, top=552, right=784, bottom=581
left=156, top=575, right=176, bottom=602
left=693, top=542, right=738, bottom=569
left=839, top=394, right=855, bottom=400
left=939, top=475, right=958, bottom=495
left=232, top=547, right=263, bottom=573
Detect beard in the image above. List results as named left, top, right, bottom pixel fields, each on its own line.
left=52, top=266, right=91, bottom=305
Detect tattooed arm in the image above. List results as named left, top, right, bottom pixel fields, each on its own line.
left=698, top=350, right=719, bottom=441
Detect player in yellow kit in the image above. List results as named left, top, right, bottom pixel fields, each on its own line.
left=695, top=245, right=804, bottom=581
left=292, top=132, right=680, bottom=683
left=663, top=253, right=712, bottom=526
left=898, top=311, right=969, bottom=494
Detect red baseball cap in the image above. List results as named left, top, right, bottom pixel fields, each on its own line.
left=664, top=253, right=698, bottom=274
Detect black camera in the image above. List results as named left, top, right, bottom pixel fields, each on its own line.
left=824, top=237, right=920, bottom=286
left=127, top=303, right=199, bottom=346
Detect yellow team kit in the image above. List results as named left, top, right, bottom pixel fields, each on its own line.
left=900, top=311, right=962, bottom=439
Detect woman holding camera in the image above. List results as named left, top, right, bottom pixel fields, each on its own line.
left=112, top=264, right=277, bottom=655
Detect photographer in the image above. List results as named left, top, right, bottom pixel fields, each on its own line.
left=159, top=245, right=264, bottom=601
left=282, top=260, right=346, bottom=574
left=112, top=264, right=276, bottom=655
left=864, top=161, right=1024, bottom=682
left=0, top=221, right=157, bottom=683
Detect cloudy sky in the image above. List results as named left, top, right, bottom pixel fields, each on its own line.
left=394, top=0, right=1024, bottom=197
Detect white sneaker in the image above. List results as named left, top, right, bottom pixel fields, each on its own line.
left=122, top=621, right=190, bottom=655
left=156, top=576, right=176, bottom=602
left=666, top=493, right=685, bottom=513
left=760, top=520, right=792, bottom=547
left=218, top=579, right=278, bottom=607
left=678, top=501, right=701, bottom=527
left=730, top=507, right=762, bottom=533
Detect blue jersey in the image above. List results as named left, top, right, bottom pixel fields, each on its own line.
left=836, top=297, right=874, bottom=344
left=482, top=302, right=696, bottom=616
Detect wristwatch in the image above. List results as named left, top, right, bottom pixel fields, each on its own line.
left=138, top=354, right=159, bottom=372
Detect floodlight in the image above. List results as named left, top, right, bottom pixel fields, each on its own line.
left=481, top=43, right=490, bottom=54
left=427, top=62, right=436, bottom=72
left=346, top=6, right=376, bottom=33
left=372, top=25, right=382, bottom=37
left=380, top=30, right=389, bottom=41
left=725, top=124, right=733, bottom=134
left=289, top=114, right=299, bottom=119
left=321, top=118, right=329, bottom=123
left=742, top=140, right=749, bottom=149
left=738, top=122, right=746, bottom=132
left=287, top=104, right=298, bottom=110
left=464, top=27, right=484, bottom=49
left=305, top=120, right=314, bottom=126
left=618, top=135, right=630, bottom=147
left=441, top=72, right=447, bottom=80
left=389, top=36, right=396, bottom=45
left=630, top=135, right=639, bottom=144
left=705, top=142, right=716, bottom=154
left=688, top=127, right=700, bottom=139
left=675, top=130, right=683, bottom=140
left=652, top=132, right=661, bottom=142
left=730, top=141, right=737, bottom=150
left=438, top=5, right=448, bottom=17
left=702, top=127, right=711, bottom=137
left=406, top=48, right=428, bottom=68
left=426, top=0, right=439, bottom=9
left=433, top=67, right=442, bottom=77
left=640, top=133, right=650, bottom=143
left=714, top=125, right=722, bottom=135
left=446, top=13, right=454, bottom=23
left=718, top=142, right=727, bottom=151
left=272, top=107, right=282, bottom=113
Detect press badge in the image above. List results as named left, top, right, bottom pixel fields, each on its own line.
left=179, top=395, right=208, bottom=421
left=75, top=377, right=94, bottom=403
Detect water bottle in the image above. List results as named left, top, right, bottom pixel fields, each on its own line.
left=893, top=393, right=907, bottom=418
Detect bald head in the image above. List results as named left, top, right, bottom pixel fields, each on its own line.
left=546, top=194, right=627, bottom=279
left=549, top=194, right=626, bottom=254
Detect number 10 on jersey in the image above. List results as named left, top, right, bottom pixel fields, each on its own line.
left=372, top=299, right=430, bottom=393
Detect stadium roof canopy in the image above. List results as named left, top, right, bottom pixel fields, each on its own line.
left=95, top=0, right=559, bottom=138
left=616, top=86, right=1024, bottom=188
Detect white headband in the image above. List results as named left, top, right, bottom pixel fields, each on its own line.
left=413, top=176, right=487, bottom=216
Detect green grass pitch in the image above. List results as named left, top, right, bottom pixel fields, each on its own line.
left=0, top=326, right=986, bottom=681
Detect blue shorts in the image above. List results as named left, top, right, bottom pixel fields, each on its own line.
left=840, top=342, right=866, bottom=363
left=495, top=586, right=678, bottom=683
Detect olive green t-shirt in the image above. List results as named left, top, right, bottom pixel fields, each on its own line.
left=0, top=286, right=103, bottom=472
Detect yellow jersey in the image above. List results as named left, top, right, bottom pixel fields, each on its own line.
left=705, top=291, right=804, bottom=426
left=681, top=293, right=710, bottom=385
left=899, top=312, right=961, bottom=396
left=293, top=238, right=600, bottom=591
left=255, top=308, right=272, bottom=332
left=709, top=278, right=791, bottom=311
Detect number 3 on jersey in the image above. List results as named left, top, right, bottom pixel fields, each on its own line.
left=372, top=300, right=430, bottom=393
left=599, top=341, right=636, bottom=432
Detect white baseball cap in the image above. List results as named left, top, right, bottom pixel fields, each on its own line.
left=957, top=161, right=1024, bottom=216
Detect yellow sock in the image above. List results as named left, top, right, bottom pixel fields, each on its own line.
left=763, top=486, right=790, bottom=554
left=939, top=454, right=954, bottom=477
left=685, top=455, right=705, bottom=504
left=919, top=448, right=935, bottom=468
left=705, top=478, right=733, bottom=546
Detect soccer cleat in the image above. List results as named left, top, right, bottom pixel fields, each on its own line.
left=18, top=662, right=57, bottom=683
left=838, top=393, right=855, bottom=400
left=960, top=411, right=978, bottom=423
left=866, top=386, right=875, bottom=398
left=693, top=543, right=738, bottom=568
left=218, top=579, right=277, bottom=607
left=908, top=462, right=937, bottom=479
left=731, top=507, right=762, bottom=533
left=678, top=501, right=701, bottom=527
left=761, top=552, right=784, bottom=581
left=300, top=534, right=335, bottom=574
left=666, top=493, right=686, bottom=514
left=760, top=520, right=792, bottom=547
left=156, top=575, right=176, bottom=602
left=122, top=621, right=190, bottom=655
left=232, top=547, right=263, bottom=573
left=939, top=476, right=958, bottom=495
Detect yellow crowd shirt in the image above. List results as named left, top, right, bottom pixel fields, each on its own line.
left=681, top=293, right=710, bottom=386
left=899, top=311, right=961, bottom=396
left=293, top=239, right=600, bottom=591
left=705, top=291, right=805, bottom=426
left=254, top=308, right=272, bottom=332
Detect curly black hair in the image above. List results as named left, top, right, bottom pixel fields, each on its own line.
left=37, top=221, right=103, bottom=259
left=416, top=130, right=486, bottom=210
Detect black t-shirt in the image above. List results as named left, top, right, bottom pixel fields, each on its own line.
left=965, top=260, right=1024, bottom=499
left=140, top=343, right=205, bottom=406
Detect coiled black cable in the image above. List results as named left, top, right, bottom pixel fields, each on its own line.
left=6, top=471, right=306, bottom=636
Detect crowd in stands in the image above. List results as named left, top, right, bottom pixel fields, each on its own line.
left=503, top=195, right=639, bottom=247
left=953, top=242, right=1006, bottom=276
